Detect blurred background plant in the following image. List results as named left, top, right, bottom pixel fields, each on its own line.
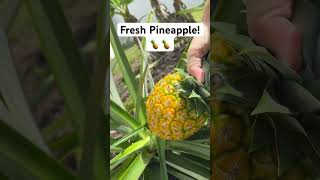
left=110, top=0, right=210, bottom=179
left=0, top=0, right=107, bottom=179
left=210, top=0, right=320, bottom=179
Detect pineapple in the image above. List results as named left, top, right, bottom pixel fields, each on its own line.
left=146, top=72, right=209, bottom=140
left=210, top=26, right=320, bottom=180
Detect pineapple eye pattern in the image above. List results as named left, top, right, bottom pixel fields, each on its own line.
left=146, top=73, right=208, bottom=140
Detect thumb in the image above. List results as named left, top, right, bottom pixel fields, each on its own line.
left=187, top=56, right=205, bottom=83
left=189, top=66, right=205, bottom=83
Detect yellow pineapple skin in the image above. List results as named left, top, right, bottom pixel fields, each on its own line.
left=146, top=72, right=208, bottom=140
left=211, top=114, right=245, bottom=157
left=210, top=35, right=235, bottom=63
left=212, top=148, right=250, bottom=180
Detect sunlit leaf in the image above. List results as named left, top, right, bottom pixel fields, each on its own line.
left=119, top=151, right=153, bottom=179
left=156, top=138, right=168, bottom=180
left=166, top=141, right=209, bottom=160
left=110, top=136, right=150, bottom=166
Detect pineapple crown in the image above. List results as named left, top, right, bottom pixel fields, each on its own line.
left=174, top=68, right=210, bottom=118
left=212, top=21, right=320, bottom=176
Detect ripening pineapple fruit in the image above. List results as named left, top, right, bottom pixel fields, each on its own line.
left=210, top=29, right=320, bottom=179
left=146, top=71, right=209, bottom=140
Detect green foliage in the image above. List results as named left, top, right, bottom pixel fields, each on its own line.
left=176, top=68, right=210, bottom=117
left=0, top=0, right=107, bottom=179
left=0, top=28, right=48, bottom=152
left=110, top=11, right=210, bottom=180
left=212, top=21, right=320, bottom=177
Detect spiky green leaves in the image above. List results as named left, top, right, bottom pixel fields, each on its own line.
left=175, top=68, right=210, bottom=118
left=211, top=22, right=320, bottom=178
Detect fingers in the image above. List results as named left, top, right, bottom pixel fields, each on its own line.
left=186, top=6, right=210, bottom=83
left=248, top=17, right=302, bottom=71
left=188, top=59, right=205, bottom=83
left=282, top=28, right=302, bottom=71
left=246, top=0, right=302, bottom=71
left=187, top=47, right=206, bottom=83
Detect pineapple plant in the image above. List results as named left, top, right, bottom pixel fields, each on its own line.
left=210, top=0, right=320, bottom=178
left=0, top=0, right=107, bottom=179
left=110, top=2, right=211, bottom=179
left=146, top=71, right=209, bottom=140
left=209, top=0, right=320, bottom=180
left=210, top=27, right=320, bottom=180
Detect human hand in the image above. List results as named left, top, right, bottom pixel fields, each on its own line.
left=246, top=0, right=302, bottom=71
left=187, top=0, right=210, bottom=83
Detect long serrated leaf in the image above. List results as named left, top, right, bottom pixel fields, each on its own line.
left=215, top=83, right=243, bottom=98
left=134, top=37, right=148, bottom=125
left=110, top=100, right=141, bottom=130
left=0, top=154, right=35, bottom=180
left=283, top=114, right=320, bottom=161
left=79, top=1, right=108, bottom=179
left=110, top=69, right=125, bottom=109
left=213, top=31, right=255, bottom=50
left=110, top=136, right=150, bottom=166
left=0, top=28, right=48, bottom=152
left=166, top=152, right=209, bottom=180
left=270, top=116, right=306, bottom=176
left=49, top=132, right=77, bottom=160
left=280, top=81, right=320, bottom=112
left=111, top=155, right=135, bottom=179
left=156, top=138, right=169, bottom=180
left=110, top=22, right=138, bottom=103
left=0, top=0, right=20, bottom=33
left=188, top=90, right=202, bottom=99
left=211, top=22, right=237, bottom=34
left=249, top=116, right=275, bottom=152
left=212, top=0, right=245, bottom=25
left=238, top=48, right=301, bottom=82
left=111, top=127, right=145, bottom=150
left=110, top=117, right=132, bottom=133
left=304, top=79, right=320, bottom=100
left=0, top=92, right=5, bottom=107
left=166, top=141, right=210, bottom=160
left=24, top=0, right=89, bottom=140
left=0, top=120, right=76, bottom=180
left=142, top=163, right=162, bottom=180
left=41, top=111, right=71, bottom=141
left=167, top=166, right=195, bottom=180
left=251, top=90, right=290, bottom=115
left=144, top=13, right=155, bottom=92
left=110, top=153, right=135, bottom=171
left=176, top=42, right=191, bottom=70
left=119, top=152, right=153, bottom=180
